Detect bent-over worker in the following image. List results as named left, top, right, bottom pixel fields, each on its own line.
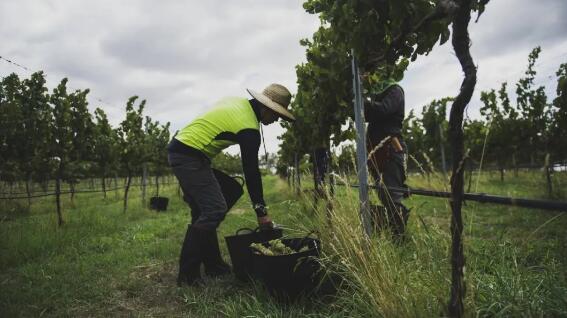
left=167, top=83, right=295, bottom=286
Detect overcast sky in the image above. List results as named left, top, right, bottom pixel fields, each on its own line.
left=1, top=0, right=566, bottom=155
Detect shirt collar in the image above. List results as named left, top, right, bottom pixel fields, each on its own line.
left=249, top=99, right=262, bottom=122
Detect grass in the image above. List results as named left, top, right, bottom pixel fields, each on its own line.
left=0, top=170, right=566, bottom=317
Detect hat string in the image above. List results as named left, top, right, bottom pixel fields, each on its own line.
left=260, top=124, right=269, bottom=166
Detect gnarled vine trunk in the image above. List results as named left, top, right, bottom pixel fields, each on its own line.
left=55, top=162, right=65, bottom=226
left=123, top=171, right=132, bottom=213
left=101, top=176, right=107, bottom=199
left=448, top=0, right=477, bottom=317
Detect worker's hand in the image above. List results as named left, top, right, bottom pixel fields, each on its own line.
left=257, top=215, right=275, bottom=231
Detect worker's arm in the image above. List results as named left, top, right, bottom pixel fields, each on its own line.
left=364, top=85, right=404, bottom=121
left=237, top=129, right=268, bottom=218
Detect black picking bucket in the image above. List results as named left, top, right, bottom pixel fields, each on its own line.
left=225, top=228, right=283, bottom=281
left=212, top=169, right=244, bottom=212
left=149, top=196, right=169, bottom=211
left=251, top=237, right=321, bottom=301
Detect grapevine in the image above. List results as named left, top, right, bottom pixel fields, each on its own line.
left=250, top=239, right=310, bottom=256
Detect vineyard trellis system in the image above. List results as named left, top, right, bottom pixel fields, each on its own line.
left=339, top=183, right=567, bottom=212
left=0, top=181, right=178, bottom=200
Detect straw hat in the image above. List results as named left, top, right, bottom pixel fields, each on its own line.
left=247, top=83, right=295, bottom=122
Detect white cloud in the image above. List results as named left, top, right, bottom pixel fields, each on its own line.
left=1, top=0, right=566, bottom=155
left=1, top=0, right=319, bottom=154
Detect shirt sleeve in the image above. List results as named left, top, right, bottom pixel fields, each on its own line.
left=236, top=129, right=265, bottom=208
left=364, top=85, right=404, bottom=121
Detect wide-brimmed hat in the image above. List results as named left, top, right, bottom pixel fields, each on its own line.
left=247, top=83, right=295, bottom=122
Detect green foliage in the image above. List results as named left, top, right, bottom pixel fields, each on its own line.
left=279, top=0, right=480, bottom=169
left=1, top=74, right=25, bottom=182
left=49, top=78, right=74, bottom=172
left=479, top=84, right=519, bottom=170
left=477, top=47, right=563, bottom=172
left=48, top=79, right=96, bottom=186
left=18, top=72, right=51, bottom=184
left=303, top=0, right=452, bottom=69
left=117, top=96, right=148, bottom=175
left=93, top=108, right=120, bottom=178
left=334, top=144, right=356, bottom=174
left=550, top=63, right=567, bottom=159
left=513, top=46, right=553, bottom=164
left=403, top=47, right=566, bottom=174
left=420, top=97, right=452, bottom=165
left=143, top=115, right=171, bottom=178
left=0, top=71, right=172, bottom=212
left=402, top=110, right=425, bottom=166
left=67, top=87, right=95, bottom=182
left=282, top=45, right=567, bottom=176
left=462, top=119, right=487, bottom=166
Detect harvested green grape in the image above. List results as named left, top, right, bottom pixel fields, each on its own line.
left=250, top=239, right=310, bottom=256
left=250, top=243, right=275, bottom=256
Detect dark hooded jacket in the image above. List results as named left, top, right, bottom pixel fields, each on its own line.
left=365, top=84, right=405, bottom=143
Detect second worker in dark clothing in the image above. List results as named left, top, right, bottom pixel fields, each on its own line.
left=365, top=80, right=410, bottom=239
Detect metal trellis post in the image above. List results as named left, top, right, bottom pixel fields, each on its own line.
left=351, top=50, right=372, bottom=236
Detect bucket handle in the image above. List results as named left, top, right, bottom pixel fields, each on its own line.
left=299, top=230, right=320, bottom=249
left=234, top=226, right=280, bottom=236
left=232, top=176, right=245, bottom=187
left=235, top=227, right=255, bottom=235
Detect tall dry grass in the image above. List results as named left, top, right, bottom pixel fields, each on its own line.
left=286, top=173, right=451, bottom=317
left=285, top=163, right=567, bottom=317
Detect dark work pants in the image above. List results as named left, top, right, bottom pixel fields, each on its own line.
left=168, top=152, right=228, bottom=230
left=376, top=149, right=407, bottom=208
left=369, top=142, right=409, bottom=236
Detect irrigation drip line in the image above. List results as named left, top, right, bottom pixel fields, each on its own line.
left=338, top=183, right=567, bottom=212
left=5, top=176, right=566, bottom=211
left=0, top=182, right=178, bottom=200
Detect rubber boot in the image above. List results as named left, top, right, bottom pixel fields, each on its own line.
left=202, top=230, right=231, bottom=277
left=177, top=224, right=205, bottom=286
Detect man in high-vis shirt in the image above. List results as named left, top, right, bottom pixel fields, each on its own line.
left=167, top=83, right=295, bottom=286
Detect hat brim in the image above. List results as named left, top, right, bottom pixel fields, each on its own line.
left=247, top=89, right=295, bottom=122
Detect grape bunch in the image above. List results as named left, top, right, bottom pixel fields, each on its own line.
left=250, top=239, right=310, bottom=256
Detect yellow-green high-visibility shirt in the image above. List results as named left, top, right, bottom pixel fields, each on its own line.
left=174, top=97, right=260, bottom=159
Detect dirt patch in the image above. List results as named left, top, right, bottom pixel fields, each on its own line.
left=93, top=262, right=191, bottom=317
